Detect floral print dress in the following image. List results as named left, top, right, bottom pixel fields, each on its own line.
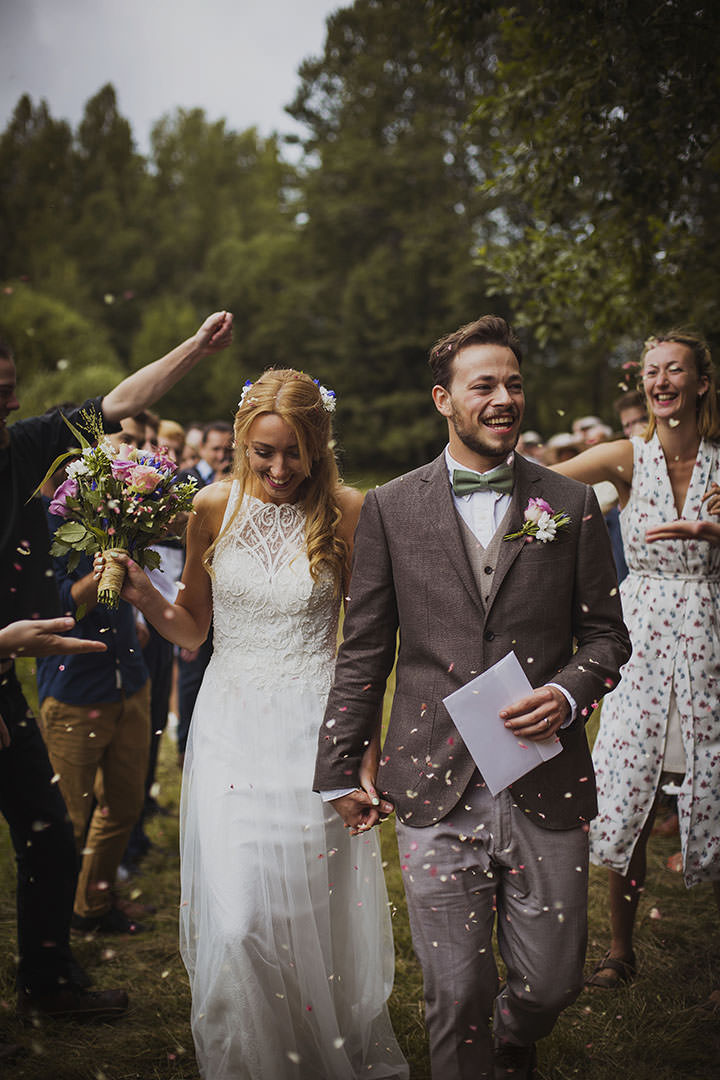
left=590, top=434, right=720, bottom=886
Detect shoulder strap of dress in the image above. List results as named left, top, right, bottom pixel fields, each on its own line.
left=219, top=479, right=243, bottom=530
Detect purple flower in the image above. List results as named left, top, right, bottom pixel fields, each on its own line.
left=49, top=477, right=78, bottom=518
left=110, top=457, right=137, bottom=480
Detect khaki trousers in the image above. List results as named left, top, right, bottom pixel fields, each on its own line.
left=40, top=681, right=151, bottom=918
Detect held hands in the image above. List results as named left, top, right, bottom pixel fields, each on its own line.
left=331, top=737, right=394, bottom=837
left=500, top=684, right=568, bottom=741
left=194, top=311, right=233, bottom=355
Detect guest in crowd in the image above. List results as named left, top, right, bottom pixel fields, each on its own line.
left=175, top=420, right=233, bottom=766
left=157, top=419, right=186, bottom=463
left=553, top=330, right=720, bottom=991
left=38, top=415, right=154, bottom=934
left=543, top=430, right=582, bottom=465
left=0, top=310, right=232, bottom=1021
left=614, top=388, right=649, bottom=438
left=180, top=421, right=204, bottom=470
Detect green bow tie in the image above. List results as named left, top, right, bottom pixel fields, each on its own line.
left=452, top=463, right=514, bottom=496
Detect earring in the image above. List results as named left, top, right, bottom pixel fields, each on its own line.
left=245, top=448, right=250, bottom=457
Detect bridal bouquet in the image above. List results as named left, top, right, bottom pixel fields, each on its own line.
left=41, top=410, right=198, bottom=609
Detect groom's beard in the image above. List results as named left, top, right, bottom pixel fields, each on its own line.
left=450, top=409, right=521, bottom=462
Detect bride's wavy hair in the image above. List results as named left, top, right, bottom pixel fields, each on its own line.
left=203, top=369, right=347, bottom=591
left=641, top=330, right=720, bottom=441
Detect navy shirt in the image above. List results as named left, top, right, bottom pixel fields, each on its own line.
left=36, top=505, right=148, bottom=706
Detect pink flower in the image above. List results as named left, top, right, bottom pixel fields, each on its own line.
left=127, top=464, right=163, bottom=494
left=110, top=457, right=136, bottom=480
left=49, top=477, right=78, bottom=518
left=524, top=496, right=553, bottom=524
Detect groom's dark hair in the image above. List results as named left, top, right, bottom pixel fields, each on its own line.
left=429, top=315, right=523, bottom=389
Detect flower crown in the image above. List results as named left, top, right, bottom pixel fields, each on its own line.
left=237, top=377, right=336, bottom=413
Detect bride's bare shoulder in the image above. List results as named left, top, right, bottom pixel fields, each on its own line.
left=334, top=484, right=364, bottom=543
left=191, top=478, right=233, bottom=534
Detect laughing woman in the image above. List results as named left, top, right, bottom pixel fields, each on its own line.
left=99, top=370, right=408, bottom=1080
left=553, top=330, right=720, bottom=990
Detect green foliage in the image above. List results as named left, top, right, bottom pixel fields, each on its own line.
left=0, top=283, right=122, bottom=417
left=284, top=0, right=507, bottom=464
left=7, top=0, right=714, bottom=456
left=432, top=0, right=720, bottom=383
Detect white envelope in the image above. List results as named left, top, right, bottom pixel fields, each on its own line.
left=442, top=651, right=562, bottom=797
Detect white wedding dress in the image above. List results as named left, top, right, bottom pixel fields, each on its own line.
left=179, top=485, right=408, bottom=1080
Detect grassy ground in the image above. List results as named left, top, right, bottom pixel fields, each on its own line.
left=1, top=666, right=718, bottom=1079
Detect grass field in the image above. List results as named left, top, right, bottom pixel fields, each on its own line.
left=1, top=663, right=718, bottom=1079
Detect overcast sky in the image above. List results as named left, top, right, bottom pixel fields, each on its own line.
left=0, top=0, right=341, bottom=154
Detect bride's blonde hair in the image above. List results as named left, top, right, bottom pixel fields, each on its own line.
left=204, top=369, right=347, bottom=591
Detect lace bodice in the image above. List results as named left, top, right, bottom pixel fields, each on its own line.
left=209, top=487, right=339, bottom=694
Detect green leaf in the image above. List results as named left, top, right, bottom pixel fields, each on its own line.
left=141, top=548, right=161, bottom=571
left=28, top=450, right=81, bottom=502
left=56, top=522, right=89, bottom=544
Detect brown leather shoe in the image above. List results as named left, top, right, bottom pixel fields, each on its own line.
left=493, top=1040, right=538, bottom=1078
left=17, top=987, right=128, bottom=1023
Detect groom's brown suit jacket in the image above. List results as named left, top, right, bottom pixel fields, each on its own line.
left=315, top=452, right=631, bottom=830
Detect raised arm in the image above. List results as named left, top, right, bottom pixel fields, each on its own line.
left=551, top=439, right=634, bottom=504
left=101, top=311, right=233, bottom=424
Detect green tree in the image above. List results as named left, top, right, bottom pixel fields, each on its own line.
left=432, top=0, right=720, bottom=373
left=0, top=95, right=76, bottom=292
left=286, top=0, right=508, bottom=468
left=0, top=283, right=120, bottom=418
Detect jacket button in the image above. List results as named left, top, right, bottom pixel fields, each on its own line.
left=484, top=629, right=495, bottom=641
left=484, top=565, right=493, bottom=575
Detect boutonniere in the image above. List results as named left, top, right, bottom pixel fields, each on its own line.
left=504, top=497, right=571, bottom=544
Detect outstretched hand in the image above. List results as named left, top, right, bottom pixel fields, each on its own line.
left=500, top=684, right=568, bottom=741
left=0, top=617, right=108, bottom=659
left=194, top=311, right=234, bottom=354
left=646, top=519, right=720, bottom=545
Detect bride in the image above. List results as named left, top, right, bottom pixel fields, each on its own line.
left=104, top=369, right=408, bottom=1079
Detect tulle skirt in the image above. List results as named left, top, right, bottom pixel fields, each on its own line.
left=179, top=663, right=408, bottom=1079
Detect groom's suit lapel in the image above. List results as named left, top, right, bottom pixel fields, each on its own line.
left=483, top=453, right=542, bottom=612
left=418, top=454, right=484, bottom=610
left=417, top=452, right=545, bottom=613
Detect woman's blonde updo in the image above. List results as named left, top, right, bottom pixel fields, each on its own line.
left=204, top=369, right=347, bottom=591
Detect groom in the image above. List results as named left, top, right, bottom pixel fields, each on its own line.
left=315, top=315, right=631, bottom=1079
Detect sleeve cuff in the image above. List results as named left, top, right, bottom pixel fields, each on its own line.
left=547, top=682, right=577, bottom=728
left=320, top=787, right=356, bottom=802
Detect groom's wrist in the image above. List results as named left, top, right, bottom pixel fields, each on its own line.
left=320, top=787, right=356, bottom=802
left=546, top=682, right=576, bottom=727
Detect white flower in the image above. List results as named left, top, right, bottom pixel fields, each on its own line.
left=91, top=440, right=115, bottom=460
left=316, top=384, right=336, bottom=413
left=66, top=458, right=91, bottom=479
left=535, top=512, right=558, bottom=543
